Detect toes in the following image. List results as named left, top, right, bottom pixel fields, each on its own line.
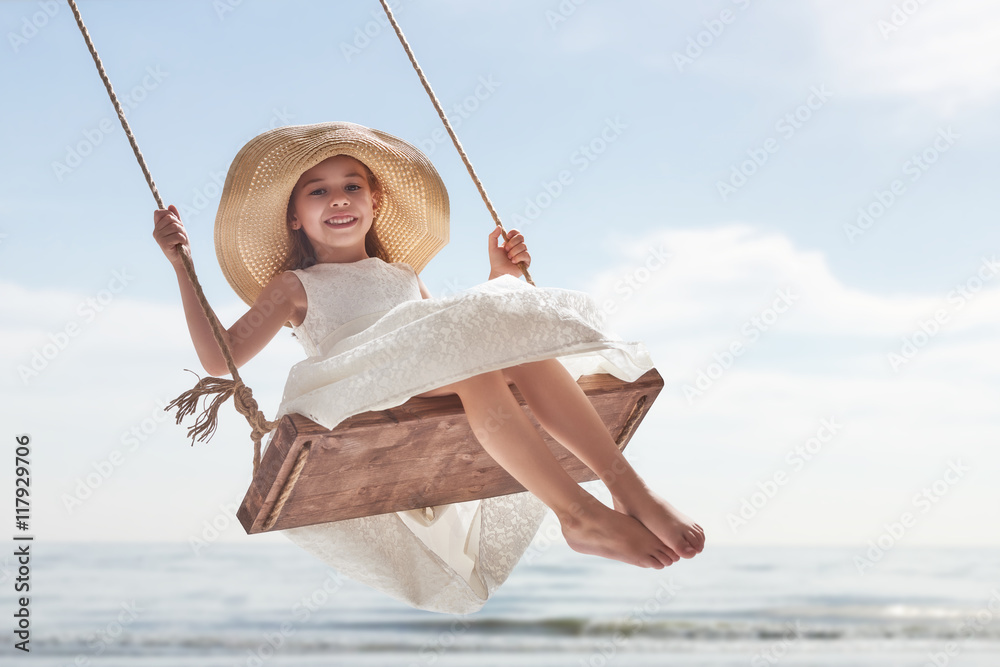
left=680, top=534, right=700, bottom=556
left=643, top=554, right=663, bottom=569
left=660, top=547, right=679, bottom=564
left=684, top=526, right=705, bottom=551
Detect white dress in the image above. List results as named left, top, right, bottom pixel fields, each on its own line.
left=269, top=257, right=655, bottom=614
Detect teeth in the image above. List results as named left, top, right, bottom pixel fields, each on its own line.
left=325, top=217, right=355, bottom=226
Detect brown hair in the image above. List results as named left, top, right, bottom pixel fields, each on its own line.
left=280, top=157, right=391, bottom=272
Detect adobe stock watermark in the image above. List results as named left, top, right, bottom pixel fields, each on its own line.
left=17, top=268, right=134, bottom=385
left=177, top=168, right=227, bottom=222
left=521, top=515, right=568, bottom=566
left=887, top=255, right=999, bottom=372
left=238, top=568, right=351, bottom=666
left=73, top=601, right=144, bottom=664
left=853, top=459, right=970, bottom=575
left=434, top=276, right=473, bottom=299
left=8, top=0, right=59, bottom=54
left=409, top=613, right=476, bottom=666
left=673, top=0, right=753, bottom=72
left=727, top=417, right=842, bottom=534
left=751, top=620, right=804, bottom=667
left=414, top=75, right=501, bottom=157
left=465, top=396, right=516, bottom=450
left=178, top=107, right=294, bottom=221
left=545, top=0, right=588, bottom=30
left=190, top=499, right=242, bottom=556
left=228, top=271, right=301, bottom=348
left=843, top=126, right=959, bottom=243
left=597, top=243, right=673, bottom=318
left=61, top=398, right=173, bottom=514
left=52, top=66, right=169, bottom=182
left=213, top=0, right=245, bottom=20
left=682, top=287, right=798, bottom=403
left=877, top=0, right=933, bottom=40
left=717, top=85, right=833, bottom=202
left=923, top=588, right=1000, bottom=667
left=340, top=0, right=415, bottom=62
left=0, top=554, right=14, bottom=586
left=510, top=117, right=627, bottom=228
left=579, top=578, right=681, bottom=667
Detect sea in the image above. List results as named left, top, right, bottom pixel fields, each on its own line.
left=2, top=535, right=998, bottom=667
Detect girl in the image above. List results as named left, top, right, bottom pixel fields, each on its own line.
left=153, top=122, right=704, bottom=614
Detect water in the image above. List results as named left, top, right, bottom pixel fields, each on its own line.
left=2, top=539, right=998, bottom=666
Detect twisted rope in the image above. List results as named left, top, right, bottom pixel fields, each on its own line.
left=262, top=441, right=313, bottom=531
left=377, top=0, right=535, bottom=286
left=66, top=0, right=275, bottom=475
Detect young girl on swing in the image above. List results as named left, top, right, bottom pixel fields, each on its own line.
left=153, top=122, right=704, bottom=614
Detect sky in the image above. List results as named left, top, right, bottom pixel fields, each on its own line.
left=1, top=0, right=998, bottom=551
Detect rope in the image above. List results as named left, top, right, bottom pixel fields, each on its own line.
left=262, top=440, right=313, bottom=531
left=615, top=395, right=647, bottom=448
left=377, top=0, right=535, bottom=286
left=66, top=0, right=275, bottom=475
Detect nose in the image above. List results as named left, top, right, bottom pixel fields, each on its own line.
left=328, top=191, right=350, bottom=207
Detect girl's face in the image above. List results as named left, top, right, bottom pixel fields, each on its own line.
left=289, top=155, right=379, bottom=262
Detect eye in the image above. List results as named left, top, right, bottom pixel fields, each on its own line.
left=345, top=184, right=361, bottom=192
left=308, top=188, right=326, bottom=196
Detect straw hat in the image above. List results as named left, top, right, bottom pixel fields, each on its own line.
left=214, top=121, right=449, bottom=308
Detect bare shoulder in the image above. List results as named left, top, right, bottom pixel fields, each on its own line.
left=260, top=270, right=307, bottom=326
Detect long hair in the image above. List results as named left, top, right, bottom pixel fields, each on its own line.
left=280, top=158, right=391, bottom=272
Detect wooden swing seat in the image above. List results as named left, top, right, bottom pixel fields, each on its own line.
left=238, top=368, right=663, bottom=534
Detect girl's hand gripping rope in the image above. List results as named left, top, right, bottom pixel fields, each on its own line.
left=488, top=226, right=531, bottom=280
left=153, top=204, right=190, bottom=267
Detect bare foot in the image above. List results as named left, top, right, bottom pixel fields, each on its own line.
left=559, top=493, right=679, bottom=569
left=612, top=483, right=705, bottom=559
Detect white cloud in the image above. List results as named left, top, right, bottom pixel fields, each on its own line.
left=593, top=222, right=1000, bottom=341
left=809, top=0, right=1000, bottom=117
left=585, top=223, right=999, bottom=546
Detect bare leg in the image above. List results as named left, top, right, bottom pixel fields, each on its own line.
left=503, top=359, right=705, bottom=558
left=451, top=370, right=676, bottom=569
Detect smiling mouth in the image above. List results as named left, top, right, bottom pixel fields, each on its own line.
left=324, top=216, right=357, bottom=227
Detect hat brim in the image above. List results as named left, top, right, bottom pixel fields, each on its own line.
left=214, top=121, right=449, bottom=308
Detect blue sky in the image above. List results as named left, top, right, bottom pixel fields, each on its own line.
left=1, top=0, right=998, bottom=551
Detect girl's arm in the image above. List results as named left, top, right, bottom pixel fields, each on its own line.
left=154, top=205, right=300, bottom=376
